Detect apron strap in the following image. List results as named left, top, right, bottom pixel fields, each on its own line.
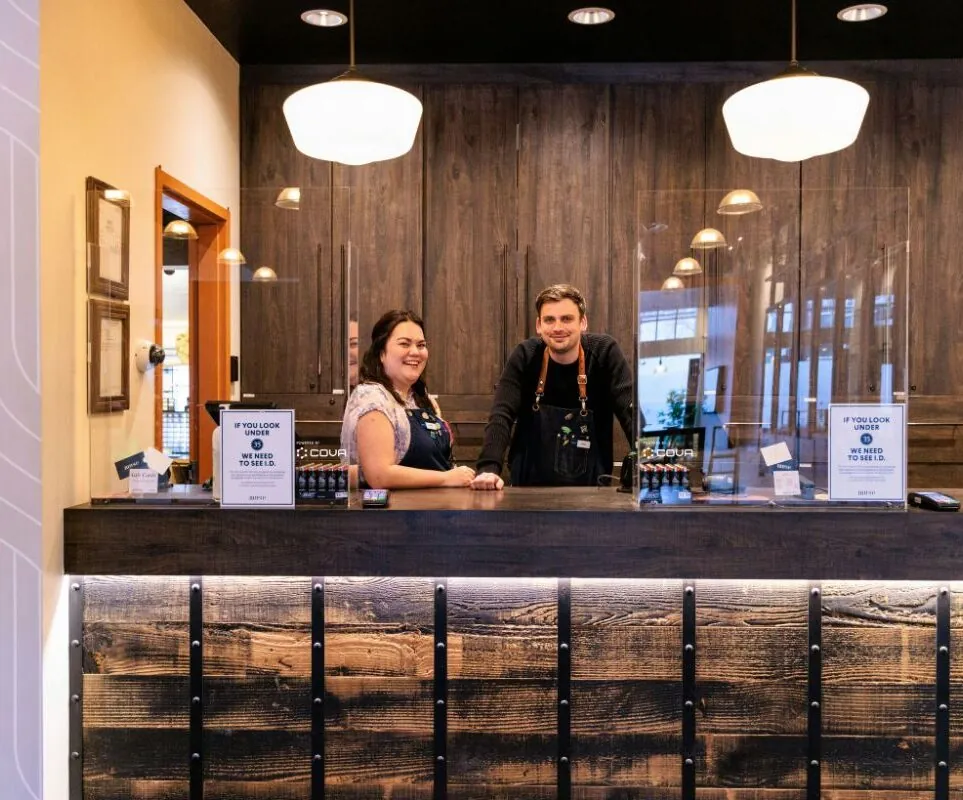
left=533, top=344, right=588, bottom=415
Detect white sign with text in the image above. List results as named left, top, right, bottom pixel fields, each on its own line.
left=828, top=404, right=906, bottom=502
left=220, top=409, right=295, bottom=508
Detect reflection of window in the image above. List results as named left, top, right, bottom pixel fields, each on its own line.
left=639, top=308, right=698, bottom=342
left=820, top=298, right=835, bottom=328
left=766, top=309, right=777, bottom=333
left=874, top=294, right=894, bottom=327
left=803, top=299, right=813, bottom=331
left=844, top=297, right=856, bottom=329
left=781, top=302, right=793, bottom=333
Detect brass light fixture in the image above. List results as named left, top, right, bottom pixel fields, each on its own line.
left=661, top=275, right=685, bottom=292
left=275, top=187, right=301, bottom=210
left=103, top=188, right=130, bottom=206
left=163, top=219, right=198, bottom=240
left=717, top=189, right=764, bottom=216
left=673, top=257, right=703, bottom=276
left=252, top=266, right=278, bottom=283
left=217, top=248, right=246, bottom=265
left=690, top=227, right=727, bottom=250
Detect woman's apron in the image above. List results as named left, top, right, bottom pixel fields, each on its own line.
left=510, top=345, right=602, bottom=486
left=399, top=406, right=453, bottom=471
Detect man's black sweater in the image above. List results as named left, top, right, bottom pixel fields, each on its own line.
left=476, top=333, right=635, bottom=477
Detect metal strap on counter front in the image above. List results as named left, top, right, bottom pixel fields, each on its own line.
left=682, top=581, right=696, bottom=800
left=434, top=578, right=448, bottom=799
left=937, top=584, right=951, bottom=800
left=190, top=576, right=204, bottom=800
left=69, top=576, right=85, bottom=800
left=558, top=578, right=572, bottom=800
left=808, top=582, right=822, bottom=800
left=312, top=577, right=326, bottom=800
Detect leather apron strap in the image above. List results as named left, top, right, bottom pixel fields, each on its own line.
left=533, top=344, right=587, bottom=415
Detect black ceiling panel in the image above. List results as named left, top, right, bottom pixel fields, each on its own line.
left=181, top=0, right=963, bottom=66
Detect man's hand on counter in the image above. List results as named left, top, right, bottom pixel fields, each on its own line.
left=470, top=471, right=505, bottom=491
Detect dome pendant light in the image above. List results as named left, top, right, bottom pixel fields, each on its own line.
left=282, top=0, right=423, bottom=166
left=722, top=0, right=869, bottom=162
left=690, top=228, right=727, bottom=250
left=673, top=257, right=703, bottom=276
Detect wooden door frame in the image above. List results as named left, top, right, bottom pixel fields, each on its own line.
left=154, top=167, right=232, bottom=484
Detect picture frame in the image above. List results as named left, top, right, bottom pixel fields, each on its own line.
left=88, top=298, right=130, bottom=414
left=86, top=176, right=130, bottom=300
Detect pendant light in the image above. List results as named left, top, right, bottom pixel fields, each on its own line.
left=163, top=219, right=198, bottom=240
left=690, top=101, right=728, bottom=251
left=722, top=0, right=869, bottom=162
left=275, top=187, right=301, bottom=210
left=217, top=247, right=246, bottom=265
left=717, top=189, right=763, bottom=216
left=673, top=257, right=703, bottom=276
left=252, top=266, right=278, bottom=283
left=282, top=0, right=423, bottom=166
left=690, top=228, right=727, bottom=250
left=661, top=275, right=685, bottom=292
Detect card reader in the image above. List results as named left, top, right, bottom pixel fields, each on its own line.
left=908, top=491, right=961, bottom=511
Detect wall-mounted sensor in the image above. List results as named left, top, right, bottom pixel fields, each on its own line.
left=135, top=341, right=166, bottom=373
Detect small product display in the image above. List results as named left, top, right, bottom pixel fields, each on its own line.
left=295, top=436, right=348, bottom=506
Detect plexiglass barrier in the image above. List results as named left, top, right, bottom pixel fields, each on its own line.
left=87, top=181, right=358, bottom=506
left=634, top=187, right=909, bottom=508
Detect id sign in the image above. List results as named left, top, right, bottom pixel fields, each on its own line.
left=828, top=404, right=906, bottom=502
left=220, top=409, right=295, bottom=508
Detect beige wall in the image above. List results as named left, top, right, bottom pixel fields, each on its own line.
left=40, top=0, right=239, bottom=796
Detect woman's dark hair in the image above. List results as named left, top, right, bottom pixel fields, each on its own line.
left=360, top=310, right=433, bottom=410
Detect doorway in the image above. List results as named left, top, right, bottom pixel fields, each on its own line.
left=154, top=168, right=232, bottom=485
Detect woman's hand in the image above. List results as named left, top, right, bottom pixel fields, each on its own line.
left=441, top=465, right=476, bottom=487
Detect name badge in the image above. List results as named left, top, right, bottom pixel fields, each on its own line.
left=576, top=439, right=591, bottom=449
left=425, top=421, right=441, bottom=431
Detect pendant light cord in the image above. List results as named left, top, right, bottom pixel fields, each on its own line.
left=349, top=0, right=356, bottom=70
left=790, top=0, right=798, bottom=65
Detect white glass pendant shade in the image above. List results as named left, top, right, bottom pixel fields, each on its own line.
left=283, top=73, right=423, bottom=166
left=275, top=187, right=301, bottom=210
left=217, top=247, right=246, bottom=265
left=163, top=219, right=198, bottom=240
left=723, top=67, right=869, bottom=162
left=673, top=257, right=702, bottom=276
left=252, top=266, right=278, bottom=283
left=717, top=189, right=763, bottom=216
left=690, top=228, right=727, bottom=250
left=661, top=275, right=685, bottom=291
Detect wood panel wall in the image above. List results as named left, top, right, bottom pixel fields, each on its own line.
left=78, top=575, right=963, bottom=799
left=241, top=71, right=963, bottom=481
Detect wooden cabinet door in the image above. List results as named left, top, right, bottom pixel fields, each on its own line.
left=332, top=85, right=425, bottom=361
left=423, top=85, right=518, bottom=401
left=517, top=85, right=612, bottom=336
left=239, top=85, right=332, bottom=397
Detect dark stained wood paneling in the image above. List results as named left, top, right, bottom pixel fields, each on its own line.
left=447, top=578, right=556, bottom=797
left=325, top=578, right=434, bottom=797
left=83, top=779, right=191, bottom=800
left=240, top=84, right=333, bottom=395
left=202, top=578, right=312, bottom=795
left=697, top=582, right=807, bottom=788
left=517, top=85, right=611, bottom=337
left=333, top=88, right=424, bottom=354
left=423, top=85, right=518, bottom=397
left=65, top=492, right=963, bottom=579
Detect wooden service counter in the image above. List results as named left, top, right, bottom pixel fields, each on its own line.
left=64, top=489, right=963, bottom=800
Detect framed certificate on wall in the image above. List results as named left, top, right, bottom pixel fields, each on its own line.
left=86, top=176, right=130, bottom=300
left=88, top=298, right=130, bottom=413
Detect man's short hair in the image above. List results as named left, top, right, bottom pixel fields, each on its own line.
left=535, top=284, right=587, bottom=318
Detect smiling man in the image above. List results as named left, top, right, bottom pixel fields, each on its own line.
left=472, top=284, right=635, bottom=489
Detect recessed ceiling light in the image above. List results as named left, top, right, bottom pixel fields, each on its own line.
left=568, top=7, right=615, bottom=25
left=301, top=9, right=348, bottom=27
left=837, top=4, right=887, bottom=22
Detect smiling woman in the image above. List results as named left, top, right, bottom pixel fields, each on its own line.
left=340, top=310, right=475, bottom=489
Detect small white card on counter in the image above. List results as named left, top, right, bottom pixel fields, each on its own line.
left=773, top=469, right=801, bottom=497
left=143, top=446, right=173, bottom=475
left=760, top=441, right=793, bottom=467
left=129, top=468, right=159, bottom=495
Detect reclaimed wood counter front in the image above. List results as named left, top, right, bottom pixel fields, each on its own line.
left=66, top=487, right=963, bottom=579
left=64, top=491, right=963, bottom=799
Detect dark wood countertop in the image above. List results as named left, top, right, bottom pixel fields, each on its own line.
left=64, top=487, right=963, bottom=579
